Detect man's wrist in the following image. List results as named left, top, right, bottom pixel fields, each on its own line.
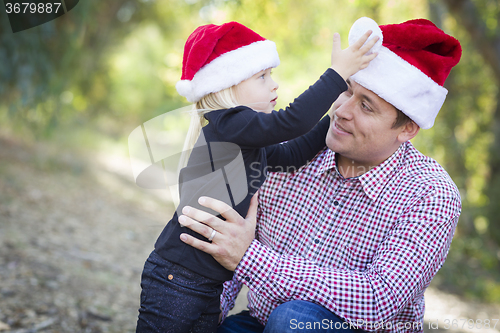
left=234, top=239, right=278, bottom=292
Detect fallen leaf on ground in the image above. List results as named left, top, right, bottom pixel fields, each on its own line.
left=0, top=321, right=10, bottom=331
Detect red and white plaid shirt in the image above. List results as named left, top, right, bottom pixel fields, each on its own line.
left=221, top=141, right=461, bottom=332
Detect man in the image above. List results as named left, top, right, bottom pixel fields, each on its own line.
left=179, top=17, right=462, bottom=332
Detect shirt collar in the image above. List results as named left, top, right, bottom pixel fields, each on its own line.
left=358, top=143, right=406, bottom=201
left=315, top=149, right=337, bottom=176
left=316, top=143, right=406, bottom=201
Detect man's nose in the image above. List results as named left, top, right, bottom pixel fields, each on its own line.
left=332, top=93, right=348, bottom=111
left=334, top=98, right=354, bottom=120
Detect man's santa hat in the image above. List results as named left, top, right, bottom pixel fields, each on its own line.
left=176, top=22, right=280, bottom=103
left=348, top=17, right=462, bottom=129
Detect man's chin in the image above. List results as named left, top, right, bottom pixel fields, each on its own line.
left=326, top=137, right=344, bottom=153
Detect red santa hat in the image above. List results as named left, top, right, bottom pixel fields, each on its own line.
left=348, top=17, right=462, bottom=129
left=176, top=22, right=280, bottom=103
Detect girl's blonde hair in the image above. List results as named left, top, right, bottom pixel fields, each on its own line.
left=178, top=86, right=240, bottom=171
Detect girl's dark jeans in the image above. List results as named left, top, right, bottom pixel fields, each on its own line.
left=136, top=251, right=223, bottom=333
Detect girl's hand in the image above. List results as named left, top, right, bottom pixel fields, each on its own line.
left=330, top=30, right=379, bottom=80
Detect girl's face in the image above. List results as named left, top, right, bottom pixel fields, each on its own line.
left=234, top=68, right=279, bottom=113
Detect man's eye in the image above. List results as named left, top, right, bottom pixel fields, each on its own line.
left=362, top=103, right=371, bottom=111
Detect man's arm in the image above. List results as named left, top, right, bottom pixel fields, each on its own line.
left=180, top=190, right=460, bottom=329
left=233, top=191, right=461, bottom=328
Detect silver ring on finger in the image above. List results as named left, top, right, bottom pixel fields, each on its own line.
left=208, top=228, right=217, bottom=242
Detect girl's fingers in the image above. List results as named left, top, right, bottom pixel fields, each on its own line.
left=332, top=32, right=342, bottom=53
left=359, top=36, right=380, bottom=53
left=352, top=30, right=373, bottom=48
left=367, top=52, right=378, bottom=61
left=359, top=56, right=376, bottom=69
left=359, top=53, right=378, bottom=69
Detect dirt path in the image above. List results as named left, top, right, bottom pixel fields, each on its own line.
left=0, top=133, right=167, bottom=332
left=0, top=133, right=498, bottom=332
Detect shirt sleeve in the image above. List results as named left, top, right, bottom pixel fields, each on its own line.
left=233, top=189, right=461, bottom=330
left=219, top=277, right=244, bottom=323
left=265, top=115, right=330, bottom=171
left=210, top=68, right=346, bottom=147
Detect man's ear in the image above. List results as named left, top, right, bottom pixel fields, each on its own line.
left=397, top=121, right=420, bottom=143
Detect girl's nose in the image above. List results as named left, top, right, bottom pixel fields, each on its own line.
left=271, top=78, right=279, bottom=91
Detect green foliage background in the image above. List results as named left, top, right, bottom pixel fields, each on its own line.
left=1, top=0, right=499, bottom=303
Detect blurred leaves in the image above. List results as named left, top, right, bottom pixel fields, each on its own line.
left=424, top=0, right=500, bottom=302
left=0, top=0, right=188, bottom=137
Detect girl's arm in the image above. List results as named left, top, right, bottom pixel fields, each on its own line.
left=264, top=115, right=330, bottom=171
left=209, top=69, right=346, bottom=147
left=210, top=31, right=378, bottom=148
left=219, top=278, right=244, bottom=323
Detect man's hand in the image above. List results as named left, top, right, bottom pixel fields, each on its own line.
left=179, top=193, right=258, bottom=271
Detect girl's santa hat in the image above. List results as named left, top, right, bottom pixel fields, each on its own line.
left=348, top=17, right=462, bottom=129
left=176, top=22, right=280, bottom=103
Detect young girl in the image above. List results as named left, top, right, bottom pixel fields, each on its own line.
left=136, top=21, right=378, bottom=333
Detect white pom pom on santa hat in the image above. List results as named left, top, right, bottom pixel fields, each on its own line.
left=175, top=80, right=192, bottom=100
left=348, top=17, right=383, bottom=55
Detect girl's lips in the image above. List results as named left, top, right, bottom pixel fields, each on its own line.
left=271, top=97, right=277, bottom=106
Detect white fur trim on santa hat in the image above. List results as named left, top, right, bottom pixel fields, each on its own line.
left=350, top=46, right=448, bottom=129
left=176, top=40, right=280, bottom=103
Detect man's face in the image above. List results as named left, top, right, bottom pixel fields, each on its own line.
left=326, top=79, right=406, bottom=168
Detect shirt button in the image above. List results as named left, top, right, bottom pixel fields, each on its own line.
left=244, top=276, right=250, bottom=282
left=314, top=239, right=319, bottom=244
left=334, top=200, right=339, bottom=206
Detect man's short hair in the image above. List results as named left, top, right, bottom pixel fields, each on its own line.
left=392, top=108, right=413, bottom=129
